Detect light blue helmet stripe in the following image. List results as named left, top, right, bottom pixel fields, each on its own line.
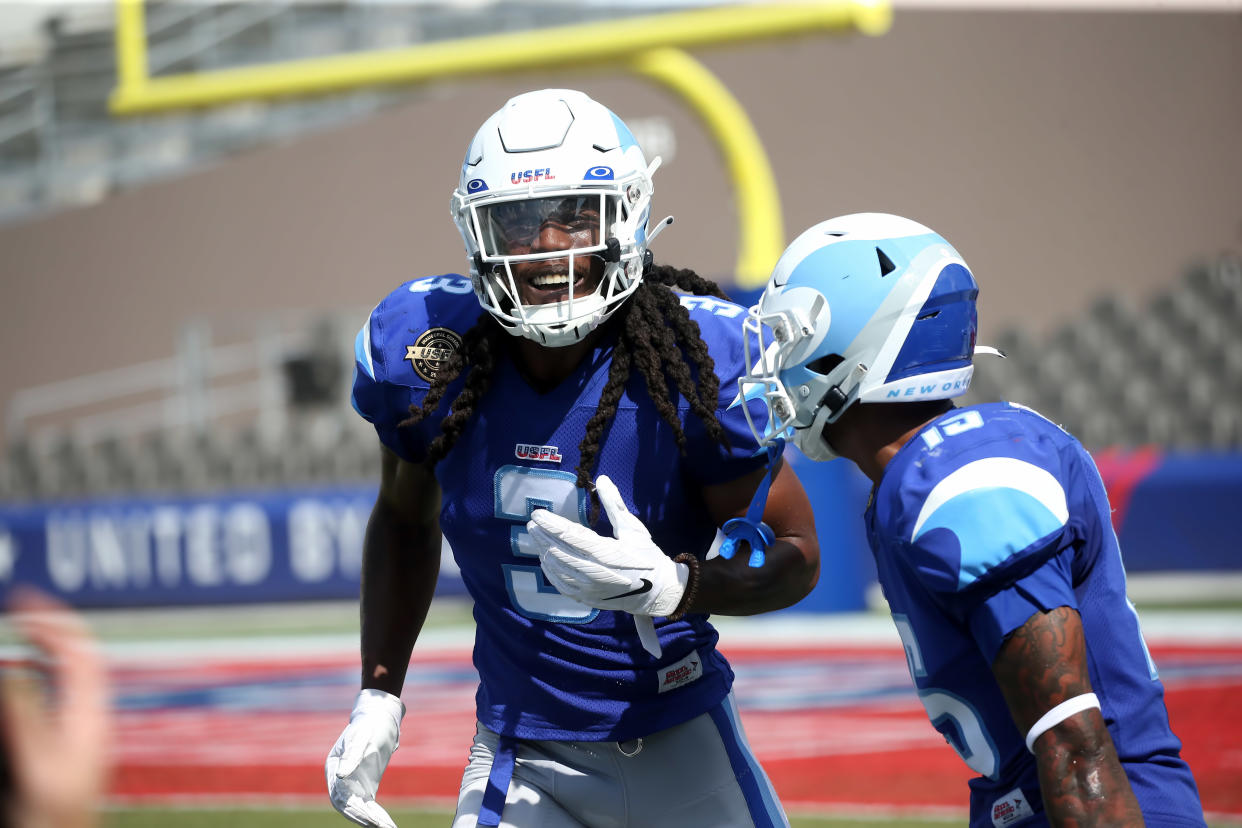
left=785, top=239, right=901, bottom=352
left=635, top=206, right=650, bottom=244
left=784, top=233, right=942, bottom=355
left=610, top=112, right=638, bottom=152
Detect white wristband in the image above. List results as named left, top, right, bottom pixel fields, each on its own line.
left=1025, top=692, right=1101, bottom=753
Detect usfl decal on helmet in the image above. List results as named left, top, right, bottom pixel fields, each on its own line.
left=451, top=89, right=666, bottom=348
left=739, top=212, right=1001, bottom=461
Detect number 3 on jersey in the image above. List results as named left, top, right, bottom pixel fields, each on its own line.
left=495, top=465, right=600, bottom=623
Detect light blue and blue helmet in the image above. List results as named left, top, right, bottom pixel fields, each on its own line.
left=740, top=213, right=1000, bottom=461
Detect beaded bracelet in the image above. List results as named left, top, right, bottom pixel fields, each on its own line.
left=668, top=553, right=701, bottom=621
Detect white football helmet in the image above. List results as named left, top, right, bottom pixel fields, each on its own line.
left=451, top=89, right=661, bottom=348
left=740, top=213, right=1000, bottom=461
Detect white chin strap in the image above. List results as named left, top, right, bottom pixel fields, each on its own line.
left=515, top=293, right=609, bottom=347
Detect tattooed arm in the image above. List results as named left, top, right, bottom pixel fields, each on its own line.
left=991, top=606, right=1145, bottom=827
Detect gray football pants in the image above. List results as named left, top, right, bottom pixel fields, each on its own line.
left=451, top=691, right=789, bottom=828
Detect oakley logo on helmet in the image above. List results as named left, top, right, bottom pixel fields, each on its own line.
left=466, top=179, right=488, bottom=193
left=584, top=166, right=614, bottom=180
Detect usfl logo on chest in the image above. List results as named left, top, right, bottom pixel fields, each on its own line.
left=515, top=444, right=562, bottom=463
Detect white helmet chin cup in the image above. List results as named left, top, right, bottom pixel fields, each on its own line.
left=740, top=212, right=997, bottom=455
left=451, top=89, right=657, bottom=347
left=791, top=404, right=840, bottom=462
left=511, top=289, right=609, bottom=347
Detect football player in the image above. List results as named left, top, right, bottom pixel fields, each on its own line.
left=327, top=89, right=820, bottom=828
left=734, top=213, right=1205, bottom=827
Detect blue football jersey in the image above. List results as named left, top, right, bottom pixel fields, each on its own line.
left=867, top=402, right=1204, bottom=828
left=351, top=274, right=770, bottom=742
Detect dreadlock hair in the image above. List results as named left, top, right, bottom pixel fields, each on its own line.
left=399, top=263, right=733, bottom=520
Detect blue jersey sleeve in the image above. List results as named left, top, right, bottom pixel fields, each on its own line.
left=968, top=547, right=1079, bottom=662
left=351, top=299, right=424, bottom=463
left=894, top=415, right=1083, bottom=660
left=678, top=295, right=771, bottom=484
left=350, top=275, right=478, bottom=463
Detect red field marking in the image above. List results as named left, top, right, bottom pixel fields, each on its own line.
left=110, top=764, right=470, bottom=800
left=766, top=749, right=976, bottom=807
left=107, top=640, right=1242, bottom=816
left=1163, top=684, right=1242, bottom=814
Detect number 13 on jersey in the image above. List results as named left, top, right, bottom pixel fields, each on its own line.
left=495, top=465, right=600, bottom=623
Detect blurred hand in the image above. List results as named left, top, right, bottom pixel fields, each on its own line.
left=1, top=589, right=111, bottom=828
left=326, top=689, right=405, bottom=828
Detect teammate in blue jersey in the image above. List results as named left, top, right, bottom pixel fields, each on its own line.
left=734, top=212, right=1205, bottom=827
left=325, top=89, right=820, bottom=828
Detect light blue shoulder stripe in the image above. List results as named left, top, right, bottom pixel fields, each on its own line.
left=912, top=457, right=1068, bottom=591
left=354, top=315, right=376, bottom=380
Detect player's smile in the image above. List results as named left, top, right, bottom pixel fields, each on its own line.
left=514, top=259, right=601, bottom=306
left=481, top=193, right=607, bottom=308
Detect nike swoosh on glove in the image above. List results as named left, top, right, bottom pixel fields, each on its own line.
left=326, top=689, right=405, bottom=828
left=527, top=474, right=690, bottom=619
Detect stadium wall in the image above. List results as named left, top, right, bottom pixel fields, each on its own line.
left=1, top=10, right=1239, bottom=429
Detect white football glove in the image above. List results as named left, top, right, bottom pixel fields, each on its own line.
left=528, top=475, right=690, bottom=621
left=326, top=689, right=405, bottom=828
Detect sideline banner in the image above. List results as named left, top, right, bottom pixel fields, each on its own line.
left=784, top=447, right=1242, bottom=612
left=1104, top=451, right=1242, bottom=572
left=1, top=450, right=1239, bottom=610
left=0, top=486, right=466, bottom=608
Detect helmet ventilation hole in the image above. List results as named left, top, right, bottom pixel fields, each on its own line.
left=877, top=248, right=897, bottom=277
left=807, top=354, right=845, bottom=375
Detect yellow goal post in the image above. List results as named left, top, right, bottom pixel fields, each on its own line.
left=109, top=0, right=891, bottom=287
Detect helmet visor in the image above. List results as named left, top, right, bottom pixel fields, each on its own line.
left=476, top=193, right=614, bottom=259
